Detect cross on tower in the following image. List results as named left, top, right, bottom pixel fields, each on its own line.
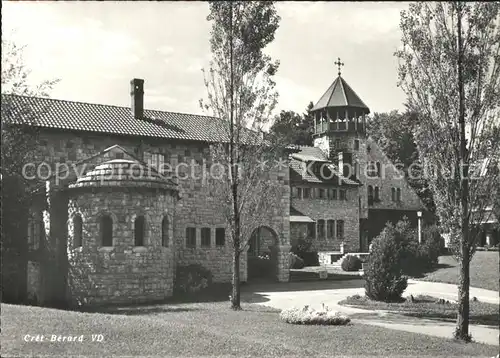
left=334, top=57, right=344, bottom=76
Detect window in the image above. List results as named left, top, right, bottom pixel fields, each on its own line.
left=317, top=220, right=325, bottom=238
left=368, top=185, right=374, bottom=203
left=339, top=189, right=347, bottom=200
left=330, top=188, right=337, bottom=200
left=367, top=161, right=377, bottom=177
left=391, top=187, right=396, bottom=202
left=297, top=187, right=303, bottom=199
left=376, top=162, right=382, bottom=177
left=396, top=188, right=402, bottom=202
left=150, top=153, right=165, bottom=173
left=354, top=139, right=360, bottom=151
left=162, top=216, right=169, bottom=247
left=201, top=227, right=211, bottom=247
left=186, top=227, right=196, bottom=248
left=374, top=186, right=380, bottom=201
left=303, top=187, right=311, bottom=199
left=335, top=139, right=341, bottom=150
left=307, top=222, right=316, bottom=239
left=73, top=214, right=83, bottom=247
left=28, top=212, right=43, bottom=250
left=327, top=220, right=335, bottom=238
left=336, top=220, right=345, bottom=239
left=215, top=228, right=226, bottom=246
left=134, top=216, right=145, bottom=246
left=318, top=188, right=325, bottom=199
left=100, top=215, right=113, bottom=246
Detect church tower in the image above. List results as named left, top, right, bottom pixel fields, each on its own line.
left=310, top=58, right=371, bottom=246
left=310, top=58, right=426, bottom=251
left=310, top=58, right=370, bottom=172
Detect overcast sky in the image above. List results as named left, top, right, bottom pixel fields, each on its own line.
left=3, top=1, right=410, bottom=117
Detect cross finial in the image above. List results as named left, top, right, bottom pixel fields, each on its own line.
left=334, top=57, right=344, bottom=76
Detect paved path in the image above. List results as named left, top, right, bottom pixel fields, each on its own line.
left=241, top=279, right=499, bottom=346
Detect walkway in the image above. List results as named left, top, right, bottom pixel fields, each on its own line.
left=241, top=279, right=499, bottom=346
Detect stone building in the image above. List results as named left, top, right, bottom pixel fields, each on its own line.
left=288, top=71, right=426, bottom=260
left=6, top=71, right=426, bottom=306
left=7, top=79, right=291, bottom=306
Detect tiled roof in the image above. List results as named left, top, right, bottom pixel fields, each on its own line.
left=290, top=146, right=328, bottom=162
left=289, top=156, right=359, bottom=186
left=69, top=158, right=176, bottom=191
left=1, top=94, right=242, bottom=143
left=311, top=75, right=370, bottom=112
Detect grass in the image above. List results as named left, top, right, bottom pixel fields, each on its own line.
left=339, top=294, right=499, bottom=326
left=1, top=302, right=499, bottom=357
left=417, top=252, right=499, bottom=291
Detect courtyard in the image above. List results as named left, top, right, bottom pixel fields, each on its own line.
left=2, top=278, right=499, bottom=357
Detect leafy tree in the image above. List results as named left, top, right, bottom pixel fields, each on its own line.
left=270, top=101, right=315, bottom=146
left=1, top=37, right=59, bottom=302
left=200, top=1, right=284, bottom=310
left=396, top=2, right=500, bottom=341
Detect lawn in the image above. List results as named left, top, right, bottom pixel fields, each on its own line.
left=1, top=302, right=498, bottom=357
left=417, top=252, right=499, bottom=291
left=339, top=294, right=499, bottom=327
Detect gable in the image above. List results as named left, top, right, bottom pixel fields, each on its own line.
left=365, top=137, right=425, bottom=211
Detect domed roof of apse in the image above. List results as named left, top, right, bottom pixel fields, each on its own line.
left=311, top=75, right=370, bottom=113
left=68, top=158, right=177, bottom=191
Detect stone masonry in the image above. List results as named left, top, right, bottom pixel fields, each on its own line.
left=27, top=130, right=291, bottom=305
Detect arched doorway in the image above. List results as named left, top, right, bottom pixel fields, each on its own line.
left=247, top=226, right=279, bottom=282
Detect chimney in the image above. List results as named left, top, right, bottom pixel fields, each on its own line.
left=130, top=78, right=144, bottom=119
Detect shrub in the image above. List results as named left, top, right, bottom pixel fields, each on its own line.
left=174, top=264, right=213, bottom=295
left=289, top=253, right=305, bottom=269
left=341, top=254, right=362, bottom=272
left=280, top=304, right=351, bottom=325
left=291, top=237, right=314, bottom=253
left=364, top=222, right=408, bottom=302
left=291, top=237, right=319, bottom=266
left=419, top=225, right=443, bottom=266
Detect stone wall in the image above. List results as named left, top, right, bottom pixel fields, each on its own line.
left=290, top=185, right=360, bottom=253
left=66, top=189, right=175, bottom=305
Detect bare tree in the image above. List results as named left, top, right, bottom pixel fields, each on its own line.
left=396, top=2, right=500, bottom=341
left=200, top=1, right=284, bottom=310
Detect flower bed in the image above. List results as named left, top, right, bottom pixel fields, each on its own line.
left=280, top=304, right=351, bottom=325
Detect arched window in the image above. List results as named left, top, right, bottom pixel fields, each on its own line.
left=376, top=162, right=382, bottom=177
left=73, top=214, right=83, bottom=247
left=100, top=215, right=113, bottom=246
left=391, top=187, right=396, bottom=202
left=374, top=187, right=380, bottom=201
left=134, top=216, right=145, bottom=246
left=396, top=188, right=402, bottom=202
left=368, top=185, right=374, bottom=198
left=162, top=216, right=169, bottom=247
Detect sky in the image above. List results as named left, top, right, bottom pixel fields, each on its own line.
left=2, top=1, right=410, bottom=118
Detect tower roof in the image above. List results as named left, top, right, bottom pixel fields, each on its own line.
left=311, top=76, right=370, bottom=113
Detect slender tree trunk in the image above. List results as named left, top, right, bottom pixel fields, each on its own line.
left=455, top=2, right=471, bottom=341
left=228, top=2, right=242, bottom=311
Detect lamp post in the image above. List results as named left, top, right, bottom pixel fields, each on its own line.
left=417, top=211, right=423, bottom=244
